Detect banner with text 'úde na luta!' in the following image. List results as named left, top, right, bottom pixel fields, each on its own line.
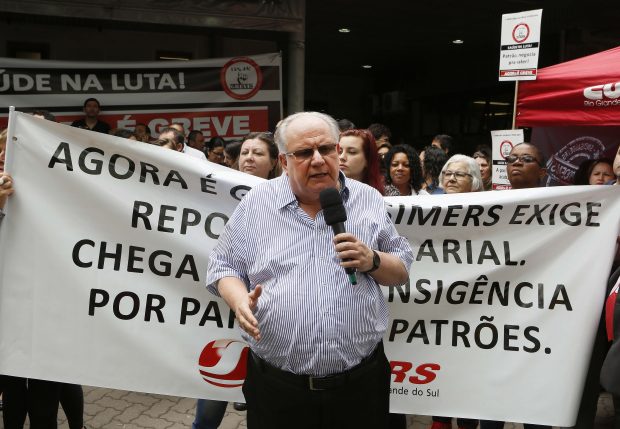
left=0, top=112, right=619, bottom=426
left=0, top=53, right=282, bottom=138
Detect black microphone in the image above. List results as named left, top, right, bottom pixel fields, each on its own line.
left=320, top=187, right=358, bottom=285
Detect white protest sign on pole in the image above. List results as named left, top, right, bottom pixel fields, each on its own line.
left=491, top=129, right=524, bottom=190
left=499, top=9, right=543, bottom=81
left=0, top=112, right=619, bottom=426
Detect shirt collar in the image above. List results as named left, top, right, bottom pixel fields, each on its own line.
left=276, top=171, right=350, bottom=209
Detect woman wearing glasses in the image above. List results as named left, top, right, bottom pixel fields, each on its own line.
left=338, top=129, right=384, bottom=194
left=480, top=144, right=550, bottom=429
left=205, top=136, right=227, bottom=165
left=432, top=154, right=483, bottom=429
left=439, top=154, right=483, bottom=195
left=384, top=145, right=427, bottom=196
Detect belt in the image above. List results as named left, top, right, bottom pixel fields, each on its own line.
left=250, top=342, right=383, bottom=391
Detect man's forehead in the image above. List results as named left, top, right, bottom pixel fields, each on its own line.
left=287, top=118, right=333, bottom=144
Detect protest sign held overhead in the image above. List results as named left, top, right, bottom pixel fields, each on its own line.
left=499, top=9, right=543, bottom=81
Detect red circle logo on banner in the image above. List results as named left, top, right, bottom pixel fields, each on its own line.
left=500, top=140, right=514, bottom=158
left=220, top=57, right=263, bottom=100
left=512, top=23, right=530, bottom=43
left=198, top=339, right=249, bottom=388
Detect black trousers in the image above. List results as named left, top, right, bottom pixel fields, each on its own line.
left=243, top=343, right=391, bottom=429
left=2, top=376, right=60, bottom=429
left=59, top=383, right=84, bottom=429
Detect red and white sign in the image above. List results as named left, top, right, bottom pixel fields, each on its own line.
left=499, top=9, right=543, bottom=81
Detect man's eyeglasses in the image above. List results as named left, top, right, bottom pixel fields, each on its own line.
left=285, top=143, right=337, bottom=161
left=505, top=155, right=540, bottom=165
left=443, top=170, right=472, bottom=180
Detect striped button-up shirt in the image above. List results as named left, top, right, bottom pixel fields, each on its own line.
left=206, top=173, right=413, bottom=376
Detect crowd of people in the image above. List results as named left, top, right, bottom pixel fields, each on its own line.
left=0, top=99, right=619, bottom=429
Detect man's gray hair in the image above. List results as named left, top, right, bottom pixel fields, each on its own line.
left=439, top=154, right=484, bottom=192
left=274, top=111, right=340, bottom=153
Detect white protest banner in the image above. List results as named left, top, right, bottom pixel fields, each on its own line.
left=499, top=9, right=543, bottom=81
left=1, top=112, right=619, bottom=426
left=491, top=129, right=524, bottom=190
left=0, top=53, right=282, bottom=137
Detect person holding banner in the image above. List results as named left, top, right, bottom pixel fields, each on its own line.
left=0, top=130, right=62, bottom=429
left=206, top=111, right=413, bottom=429
left=480, top=143, right=549, bottom=429
left=430, top=154, right=483, bottom=429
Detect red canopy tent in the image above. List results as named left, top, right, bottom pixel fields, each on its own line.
left=514, top=46, right=620, bottom=185
left=516, top=45, right=620, bottom=127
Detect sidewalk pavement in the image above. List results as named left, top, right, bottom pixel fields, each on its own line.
left=7, top=386, right=617, bottom=429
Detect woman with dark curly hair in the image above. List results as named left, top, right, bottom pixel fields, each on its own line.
left=383, top=145, right=427, bottom=196
left=420, top=145, right=448, bottom=194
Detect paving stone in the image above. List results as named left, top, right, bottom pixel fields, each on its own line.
left=170, top=397, right=197, bottom=414
left=132, top=414, right=174, bottom=429
left=115, top=403, right=149, bottom=424
left=122, top=391, right=161, bottom=407
left=162, top=409, right=195, bottom=425
left=87, top=406, right=122, bottom=427
left=84, top=387, right=110, bottom=403
left=94, top=396, right=132, bottom=412
left=143, top=398, right=176, bottom=418
left=105, top=389, right=131, bottom=400
left=84, top=402, right=107, bottom=417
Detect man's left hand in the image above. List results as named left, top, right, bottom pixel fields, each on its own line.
left=333, top=233, right=374, bottom=272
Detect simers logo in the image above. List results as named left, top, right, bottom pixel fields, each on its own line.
left=390, top=361, right=440, bottom=385
left=198, top=339, right=249, bottom=388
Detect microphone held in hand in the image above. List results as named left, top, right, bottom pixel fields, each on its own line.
left=319, top=187, right=358, bottom=285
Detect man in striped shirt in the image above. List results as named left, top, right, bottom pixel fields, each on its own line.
left=207, top=111, right=413, bottom=429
